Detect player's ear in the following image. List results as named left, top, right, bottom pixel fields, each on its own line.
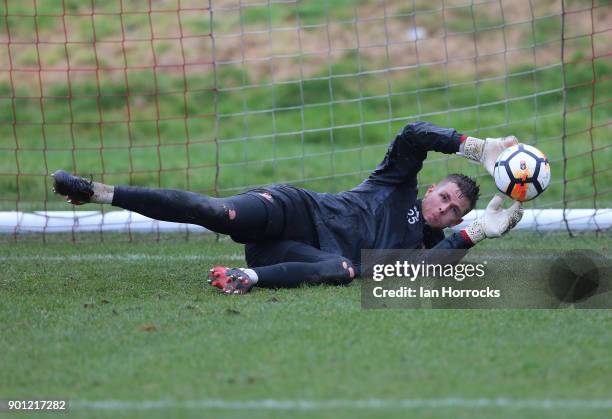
left=425, top=184, right=436, bottom=195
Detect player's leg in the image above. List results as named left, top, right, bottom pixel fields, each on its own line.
left=112, top=186, right=271, bottom=239
left=209, top=240, right=356, bottom=294
left=51, top=170, right=270, bottom=239
left=251, top=241, right=357, bottom=288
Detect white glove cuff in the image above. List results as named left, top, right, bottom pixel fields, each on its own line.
left=462, top=220, right=486, bottom=244
left=462, top=136, right=485, bottom=162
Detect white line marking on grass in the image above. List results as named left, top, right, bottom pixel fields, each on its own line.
left=71, top=398, right=612, bottom=410
left=1, top=254, right=578, bottom=263
left=0, top=254, right=244, bottom=262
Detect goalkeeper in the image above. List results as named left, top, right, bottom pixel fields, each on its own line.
left=52, top=121, right=523, bottom=294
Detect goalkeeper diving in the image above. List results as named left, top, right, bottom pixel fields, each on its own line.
left=52, top=122, right=523, bottom=294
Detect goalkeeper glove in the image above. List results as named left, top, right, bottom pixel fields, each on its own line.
left=461, top=194, right=524, bottom=245
left=461, top=135, right=518, bottom=176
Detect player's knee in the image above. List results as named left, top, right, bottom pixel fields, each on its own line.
left=341, top=259, right=356, bottom=278
left=335, top=258, right=355, bottom=285
left=194, top=196, right=234, bottom=221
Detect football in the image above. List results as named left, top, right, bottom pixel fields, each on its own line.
left=493, top=143, right=551, bottom=202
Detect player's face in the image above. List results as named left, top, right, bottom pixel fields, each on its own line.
left=421, top=181, right=471, bottom=229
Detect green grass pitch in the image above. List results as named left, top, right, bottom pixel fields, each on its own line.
left=1, top=232, right=611, bottom=418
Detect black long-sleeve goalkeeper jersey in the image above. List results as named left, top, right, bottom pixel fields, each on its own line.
left=253, top=121, right=473, bottom=273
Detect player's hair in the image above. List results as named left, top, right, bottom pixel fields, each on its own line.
left=439, top=173, right=480, bottom=214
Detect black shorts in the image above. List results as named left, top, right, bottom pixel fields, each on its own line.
left=230, top=187, right=319, bottom=247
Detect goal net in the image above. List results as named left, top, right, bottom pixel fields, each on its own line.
left=0, top=0, right=610, bottom=239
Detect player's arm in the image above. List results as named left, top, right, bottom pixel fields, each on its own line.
left=366, top=121, right=465, bottom=186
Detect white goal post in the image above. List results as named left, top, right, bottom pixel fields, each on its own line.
left=1, top=209, right=610, bottom=234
